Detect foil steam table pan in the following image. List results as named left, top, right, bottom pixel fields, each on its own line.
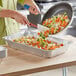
left=3, top=30, right=71, bottom=58
left=0, top=46, right=7, bottom=58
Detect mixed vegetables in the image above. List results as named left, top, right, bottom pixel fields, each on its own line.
left=37, top=30, right=50, bottom=39
left=13, top=36, right=64, bottom=51
left=12, top=13, right=69, bottom=51
left=42, top=12, right=69, bottom=34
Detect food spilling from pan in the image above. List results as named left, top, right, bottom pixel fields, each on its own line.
left=37, top=12, right=69, bottom=38
left=12, top=12, right=69, bottom=51
left=42, top=12, right=69, bottom=34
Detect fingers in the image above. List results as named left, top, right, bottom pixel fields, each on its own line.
left=29, top=5, right=40, bottom=15
left=17, top=18, right=27, bottom=25
left=1, top=10, right=30, bottom=25
left=34, top=5, right=40, bottom=15
left=10, top=11, right=28, bottom=25
left=16, top=12, right=30, bottom=25
left=15, top=18, right=24, bottom=24
left=23, top=17, right=30, bottom=26
left=29, top=6, right=37, bottom=15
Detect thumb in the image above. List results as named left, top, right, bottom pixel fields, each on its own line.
left=23, top=17, right=30, bottom=26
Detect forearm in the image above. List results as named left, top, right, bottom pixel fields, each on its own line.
left=18, top=0, right=34, bottom=5
left=0, top=9, right=14, bottom=18
left=0, top=8, right=30, bottom=25
left=23, top=0, right=34, bottom=6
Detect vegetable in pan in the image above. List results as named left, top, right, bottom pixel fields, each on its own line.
left=42, top=12, right=69, bottom=34
left=13, top=36, right=64, bottom=51
left=13, top=13, right=69, bottom=51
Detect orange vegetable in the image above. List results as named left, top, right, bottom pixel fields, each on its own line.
left=50, top=27, right=55, bottom=34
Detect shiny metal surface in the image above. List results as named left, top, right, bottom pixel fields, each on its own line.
left=41, top=2, right=74, bottom=36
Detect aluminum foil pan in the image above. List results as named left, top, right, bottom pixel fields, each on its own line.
left=0, top=46, right=7, bottom=58
left=3, top=30, right=71, bottom=58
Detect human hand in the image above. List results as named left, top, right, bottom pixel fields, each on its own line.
left=0, top=9, right=30, bottom=25
left=29, top=3, right=40, bottom=15
left=11, top=10, right=30, bottom=25
left=24, top=0, right=40, bottom=15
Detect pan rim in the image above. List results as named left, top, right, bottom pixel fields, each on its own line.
left=41, top=2, right=74, bottom=36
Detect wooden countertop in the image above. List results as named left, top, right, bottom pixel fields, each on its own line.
left=0, top=35, right=76, bottom=76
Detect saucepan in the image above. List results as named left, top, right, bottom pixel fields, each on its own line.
left=41, top=2, right=74, bottom=35
left=29, top=2, right=76, bottom=35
